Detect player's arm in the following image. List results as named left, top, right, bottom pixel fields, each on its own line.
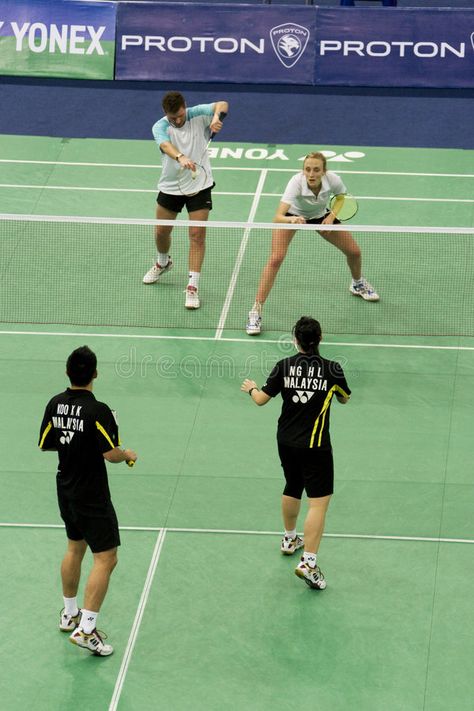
left=335, top=393, right=350, bottom=404
left=209, top=101, right=229, bottom=133
left=241, top=378, right=271, bottom=406
left=274, top=201, right=305, bottom=225
left=103, top=447, right=137, bottom=464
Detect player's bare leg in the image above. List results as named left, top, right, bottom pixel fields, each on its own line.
left=319, top=229, right=361, bottom=279
left=143, top=204, right=176, bottom=284
left=247, top=229, right=296, bottom=335
left=185, top=207, right=209, bottom=309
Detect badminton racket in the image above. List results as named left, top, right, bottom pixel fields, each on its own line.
left=329, top=193, right=358, bottom=222
left=178, top=111, right=227, bottom=197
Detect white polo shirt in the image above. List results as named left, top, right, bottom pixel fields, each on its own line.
left=152, top=104, right=215, bottom=195
left=281, top=171, right=347, bottom=219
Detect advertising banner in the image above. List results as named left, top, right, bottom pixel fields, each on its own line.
left=116, top=2, right=316, bottom=84
left=0, top=0, right=116, bottom=79
left=315, top=8, right=474, bottom=88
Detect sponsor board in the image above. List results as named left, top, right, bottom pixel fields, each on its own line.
left=0, top=0, right=116, bottom=79
left=116, top=3, right=315, bottom=83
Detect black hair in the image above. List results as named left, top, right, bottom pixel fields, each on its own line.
left=162, top=91, right=185, bottom=114
left=293, top=317, right=322, bottom=356
left=66, top=346, right=97, bottom=387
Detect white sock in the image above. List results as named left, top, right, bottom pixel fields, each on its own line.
left=63, top=596, right=79, bottom=617
left=188, top=271, right=200, bottom=289
left=80, top=609, right=98, bottom=634
left=303, top=552, right=317, bottom=568
left=352, top=276, right=364, bottom=286
left=157, top=252, right=169, bottom=267
left=285, top=529, right=297, bottom=539
left=252, top=301, right=262, bottom=313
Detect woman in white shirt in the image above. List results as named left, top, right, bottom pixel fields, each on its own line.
left=246, top=152, right=379, bottom=336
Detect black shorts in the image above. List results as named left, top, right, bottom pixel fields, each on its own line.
left=278, top=443, right=334, bottom=499
left=286, top=211, right=341, bottom=225
left=157, top=185, right=213, bottom=214
left=58, top=490, right=121, bottom=553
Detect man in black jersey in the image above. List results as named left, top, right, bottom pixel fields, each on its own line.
left=241, top=317, right=350, bottom=590
left=39, top=346, right=137, bottom=656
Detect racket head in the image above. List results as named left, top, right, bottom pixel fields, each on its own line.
left=329, top=193, right=358, bottom=222
left=177, top=163, right=209, bottom=197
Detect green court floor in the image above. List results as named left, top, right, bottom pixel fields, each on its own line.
left=0, top=136, right=473, bottom=710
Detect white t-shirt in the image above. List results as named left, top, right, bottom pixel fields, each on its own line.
left=152, top=104, right=215, bottom=195
left=281, top=171, right=347, bottom=219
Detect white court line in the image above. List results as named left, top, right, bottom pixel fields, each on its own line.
left=214, top=169, right=268, bottom=339
left=1, top=159, right=473, bottom=179
left=1, top=521, right=473, bottom=544
left=108, top=528, right=167, bottom=711
left=1, top=183, right=473, bottom=203
left=0, top=329, right=473, bottom=350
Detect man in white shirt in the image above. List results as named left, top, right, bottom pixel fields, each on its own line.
left=143, top=91, right=228, bottom=310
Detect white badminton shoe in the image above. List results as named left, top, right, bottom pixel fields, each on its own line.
left=295, top=560, right=327, bottom=590
left=59, top=608, right=82, bottom=632
left=350, top=279, right=379, bottom=301
left=280, top=535, right=304, bottom=556
left=246, top=308, right=262, bottom=335
left=69, top=627, right=114, bottom=656
left=185, top=286, right=200, bottom=309
left=143, top=258, right=173, bottom=284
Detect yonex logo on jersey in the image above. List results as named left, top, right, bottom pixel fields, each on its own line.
left=59, top=431, right=75, bottom=445
left=292, top=390, right=315, bottom=404
left=270, top=24, right=310, bottom=69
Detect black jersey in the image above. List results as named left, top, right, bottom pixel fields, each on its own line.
left=261, top=353, right=351, bottom=449
left=39, top=388, right=119, bottom=502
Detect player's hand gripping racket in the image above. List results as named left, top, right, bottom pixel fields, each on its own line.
left=178, top=111, right=227, bottom=197
left=329, top=193, right=358, bottom=222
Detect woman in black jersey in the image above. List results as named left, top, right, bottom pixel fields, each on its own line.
left=241, top=317, right=351, bottom=589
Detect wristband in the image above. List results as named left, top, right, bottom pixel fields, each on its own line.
left=176, top=153, right=183, bottom=162
left=248, top=387, right=256, bottom=397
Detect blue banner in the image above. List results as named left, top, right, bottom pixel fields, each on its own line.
left=315, top=8, right=474, bottom=88
left=0, top=0, right=116, bottom=79
left=116, top=2, right=316, bottom=84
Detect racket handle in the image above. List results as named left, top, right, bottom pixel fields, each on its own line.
left=210, top=111, right=227, bottom=140
left=126, top=459, right=135, bottom=467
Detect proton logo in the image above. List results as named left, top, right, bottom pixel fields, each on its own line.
left=270, top=23, right=310, bottom=69
left=60, top=431, right=74, bottom=444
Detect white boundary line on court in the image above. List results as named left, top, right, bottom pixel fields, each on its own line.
left=108, top=528, right=167, bottom=711
left=1, top=522, right=473, bottom=544
left=215, top=169, right=268, bottom=338
left=1, top=330, right=473, bottom=351
left=1, top=184, right=473, bottom=204
left=1, top=159, right=473, bottom=179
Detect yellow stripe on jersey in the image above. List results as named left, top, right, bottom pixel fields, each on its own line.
left=309, top=384, right=351, bottom=448
left=95, top=421, right=115, bottom=449
left=39, top=421, right=53, bottom=449
left=309, top=387, right=335, bottom=448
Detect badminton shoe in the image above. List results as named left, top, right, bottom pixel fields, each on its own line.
left=69, top=627, right=114, bottom=656
left=350, top=279, right=379, bottom=301
left=59, top=608, right=82, bottom=632
left=280, top=535, right=304, bottom=556
left=295, top=560, right=327, bottom=590
left=143, top=258, right=173, bottom=284
left=246, top=308, right=262, bottom=336
left=185, top=286, right=200, bottom=309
